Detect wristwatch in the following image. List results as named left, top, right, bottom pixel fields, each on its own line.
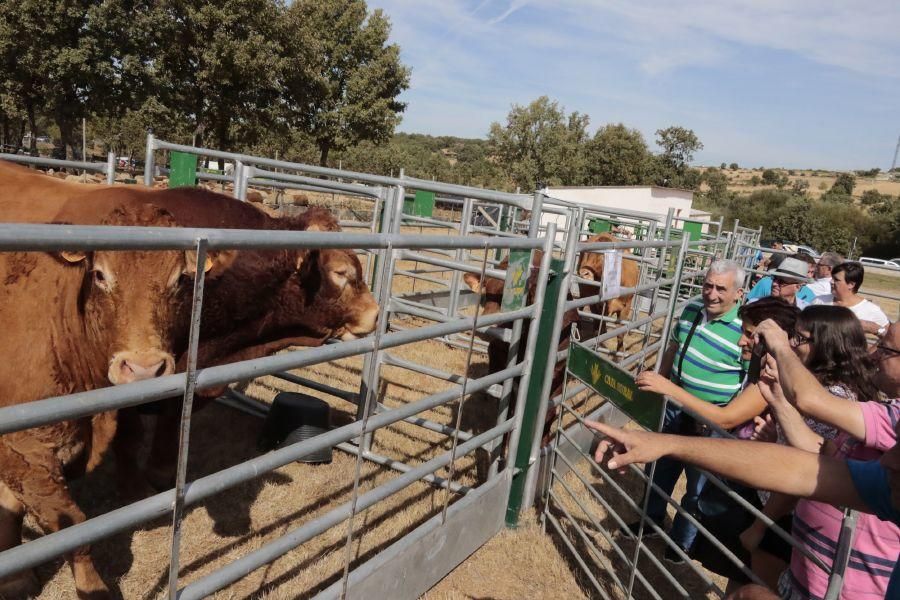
left=877, top=324, right=888, bottom=337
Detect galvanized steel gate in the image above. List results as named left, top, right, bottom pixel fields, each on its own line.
left=0, top=142, right=817, bottom=599
left=539, top=229, right=861, bottom=599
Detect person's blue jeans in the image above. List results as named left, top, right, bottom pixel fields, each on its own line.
left=642, top=405, right=708, bottom=551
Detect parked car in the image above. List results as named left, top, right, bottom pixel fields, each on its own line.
left=781, top=243, right=820, bottom=259
left=859, top=257, right=900, bottom=269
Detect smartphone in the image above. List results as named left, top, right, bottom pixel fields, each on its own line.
left=747, top=339, right=766, bottom=384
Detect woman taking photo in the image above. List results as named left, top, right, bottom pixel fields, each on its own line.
left=746, top=305, right=898, bottom=598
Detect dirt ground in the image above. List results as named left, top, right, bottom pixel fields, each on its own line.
left=27, top=243, right=600, bottom=599
left=19, top=172, right=894, bottom=599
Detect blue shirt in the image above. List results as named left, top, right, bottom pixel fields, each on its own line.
left=847, top=460, right=900, bottom=599
left=746, top=276, right=815, bottom=304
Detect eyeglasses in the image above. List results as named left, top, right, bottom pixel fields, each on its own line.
left=874, top=344, right=900, bottom=360
left=790, top=332, right=813, bottom=347
left=773, top=278, right=799, bottom=286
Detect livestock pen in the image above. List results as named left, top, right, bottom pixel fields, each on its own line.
left=1, top=143, right=886, bottom=599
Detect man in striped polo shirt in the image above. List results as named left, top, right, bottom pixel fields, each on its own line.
left=629, top=259, right=746, bottom=562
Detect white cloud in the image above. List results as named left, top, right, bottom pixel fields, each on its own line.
left=371, top=0, right=900, bottom=167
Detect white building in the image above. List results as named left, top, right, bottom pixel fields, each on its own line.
left=540, top=185, right=700, bottom=239
left=546, top=185, right=693, bottom=219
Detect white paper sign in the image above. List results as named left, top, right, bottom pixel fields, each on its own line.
left=601, top=250, right=622, bottom=300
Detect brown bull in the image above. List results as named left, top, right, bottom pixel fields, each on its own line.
left=577, top=233, right=640, bottom=355
left=0, top=203, right=226, bottom=599
left=95, top=187, right=379, bottom=490
left=463, top=252, right=578, bottom=444
left=0, top=163, right=378, bottom=595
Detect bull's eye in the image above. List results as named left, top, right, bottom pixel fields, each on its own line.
left=92, top=269, right=112, bottom=292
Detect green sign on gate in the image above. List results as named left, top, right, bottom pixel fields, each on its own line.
left=168, top=151, right=198, bottom=188
left=500, top=250, right=530, bottom=311
left=402, top=190, right=435, bottom=217
left=567, top=342, right=664, bottom=430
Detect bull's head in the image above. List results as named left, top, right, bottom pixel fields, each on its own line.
left=291, top=246, right=379, bottom=341
left=57, top=204, right=233, bottom=385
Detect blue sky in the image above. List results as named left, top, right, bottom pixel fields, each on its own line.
left=369, top=0, right=900, bottom=170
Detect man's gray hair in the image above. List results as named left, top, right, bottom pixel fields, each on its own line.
left=706, top=259, right=746, bottom=289
left=818, top=252, right=843, bottom=268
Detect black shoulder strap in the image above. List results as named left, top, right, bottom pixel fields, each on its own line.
left=674, top=307, right=705, bottom=386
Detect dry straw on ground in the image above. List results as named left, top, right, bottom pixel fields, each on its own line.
left=21, top=177, right=898, bottom=599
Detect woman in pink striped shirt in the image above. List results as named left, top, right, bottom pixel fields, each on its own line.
left=758, top=306, right=898, bottom=599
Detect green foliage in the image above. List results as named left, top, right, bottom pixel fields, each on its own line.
left=821, top=190, right=853, bottom=204
left=855, top=168, right=881, bottom=178
left=699, top=169, right=729, bottom=205
left=761, top=169, right=778, bottom=185
left=790, top=179, right=810, bottom=196
left=651, top=126, right=703, bottom=188
left=285, top=0, right=410, bottom=165
left=584, top=123, right=650, bottom=186
left=831, top=172, right=856, bottom=196
left=487, top=96, right=590, bottom=190
left=749, top=175, right=761, bottom=186
left=0, top=0, right=410, bottom=163
left=729, top=163, right=739, bottom=170
left=860, top=189, right=887, bottom=206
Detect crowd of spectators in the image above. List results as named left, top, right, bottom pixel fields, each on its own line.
left=590, top=253, right=898, bottom=599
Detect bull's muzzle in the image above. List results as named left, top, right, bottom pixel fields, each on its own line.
left=342, top=301, right=379, bottom=340
left=108, top=351, right=176, bottom=385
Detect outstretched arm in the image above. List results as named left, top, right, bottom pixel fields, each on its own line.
left=636, top=371, right=766, bottom=430
left=584, top=420, right=869, bottom=513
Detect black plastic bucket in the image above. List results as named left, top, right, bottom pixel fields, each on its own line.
left=257, top=392, right=332, bottom=464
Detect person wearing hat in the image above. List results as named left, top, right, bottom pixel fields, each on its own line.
left=747, top=254, right=815, bottom=307
left=768, top=256, right=813, bottom=309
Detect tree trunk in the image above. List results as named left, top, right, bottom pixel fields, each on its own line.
left=16, top=120, right=25, bottom=153
left=318, top=141, right=330, bottom=167
left=58, top=120, right=76, bottom=161
left=26, top=102, right=37, bottom=156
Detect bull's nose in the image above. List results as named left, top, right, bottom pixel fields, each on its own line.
left=108, top=352, right=175, bottom=385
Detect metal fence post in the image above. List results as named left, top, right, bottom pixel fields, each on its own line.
left=106, top=151, right=116, bottom=185
left=167, top=238, right=209, bottom=598
left=143, top=133, right=156, bottom=187
left=235, top=160, right=246, bottom=200
left=520, top=210, right=579, bottom=509
left=506, top=255, right=565, bottom=527
left=623, top=233, right=691, bottom=597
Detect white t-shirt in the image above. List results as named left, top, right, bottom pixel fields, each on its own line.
left=806, top=277, right=832, bottom=300
left=848, top=299, right=890, bottom=328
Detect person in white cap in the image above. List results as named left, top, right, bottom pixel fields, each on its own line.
left=751, top=257, right=812, bottom=309
left=806, top=251, right=843, bottom=302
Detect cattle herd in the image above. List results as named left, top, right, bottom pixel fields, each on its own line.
left=0, top=161, right=378, bottom=599
left=0, top=160, right=638, bottom=599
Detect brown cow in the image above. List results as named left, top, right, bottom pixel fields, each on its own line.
left=0, top=165, right=377, bottom=594
left=94, top=187, right=379, bottom=490
left=0, top=166, right=378, bottom=489
left=576, top=233, right=640, bottom=355
left=0, top=203, right=227, bottom=599
left=463, top=252, right=578, bottom=444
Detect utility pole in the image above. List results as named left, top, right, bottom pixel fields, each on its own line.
left=890, top=134, right=900, bottom=176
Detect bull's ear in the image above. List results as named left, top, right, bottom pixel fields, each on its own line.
left=295, top=249, right=317, bottom=272
left=463, top=272, right=482, bottom=293
left=60, top=251, right=88, bottom=263
left=184, top=249, right=237, bottom=278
